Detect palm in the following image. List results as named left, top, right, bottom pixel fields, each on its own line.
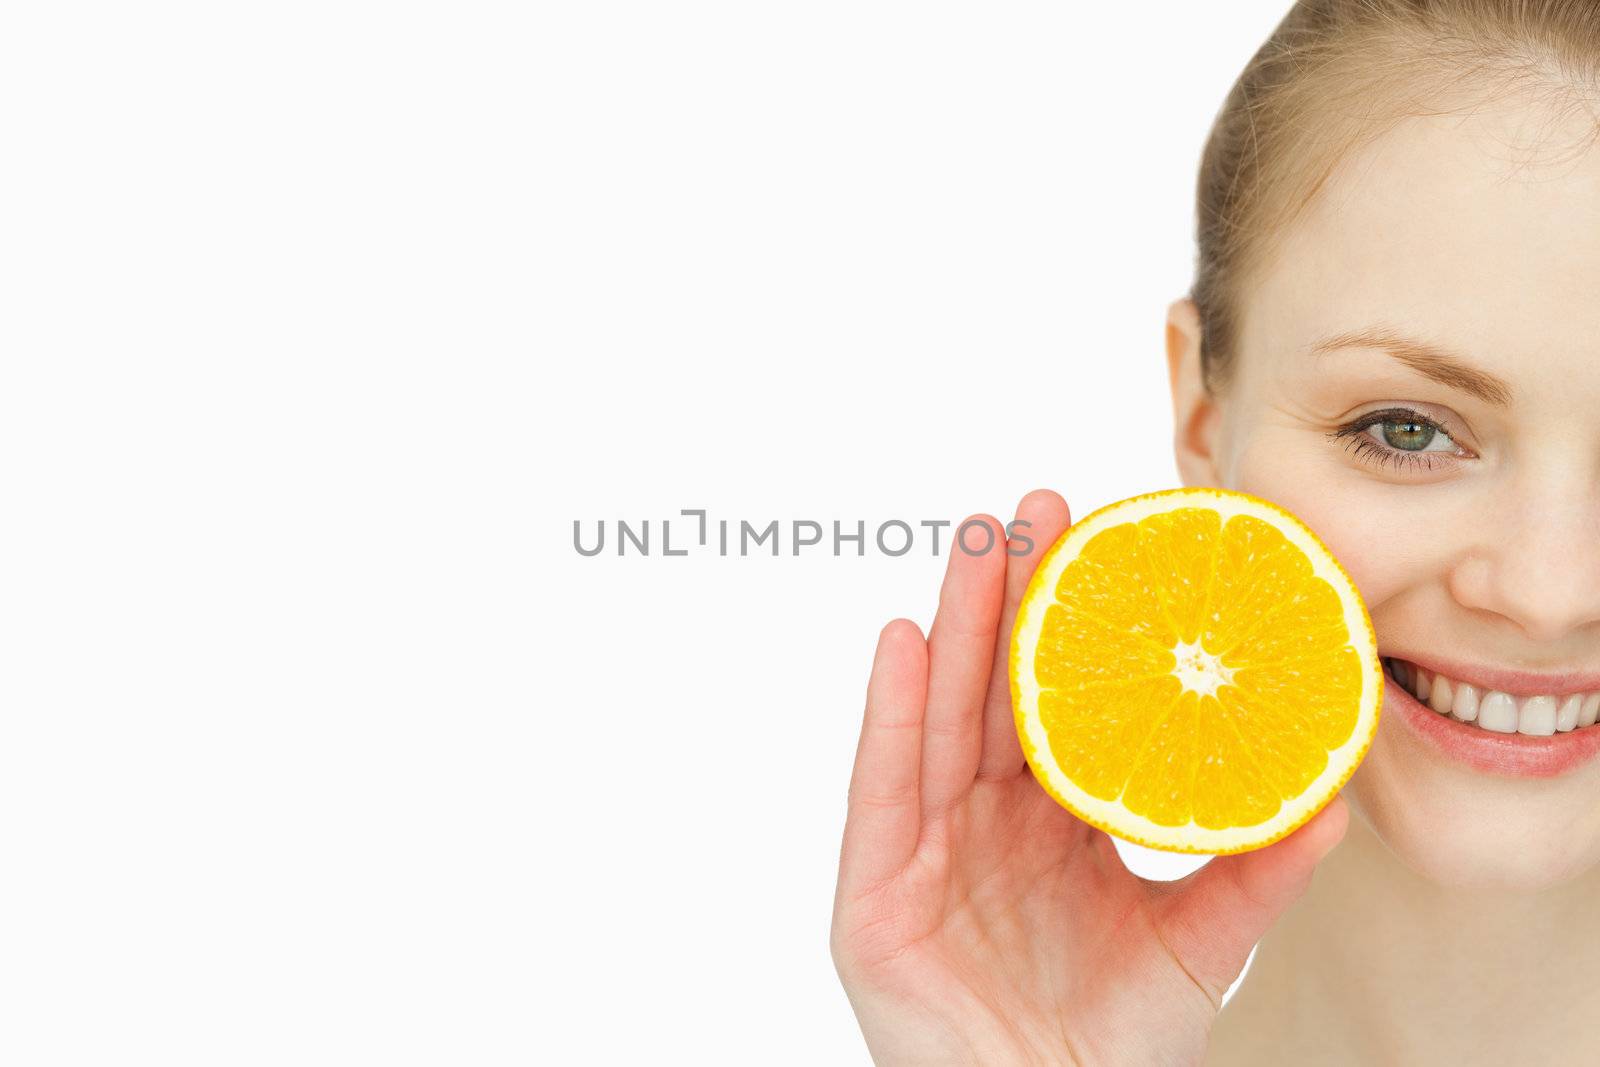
left=831, top=491, right=1348, bottom=1066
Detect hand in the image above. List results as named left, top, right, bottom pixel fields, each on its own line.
left=830, top=490, right=1349, bottom=1065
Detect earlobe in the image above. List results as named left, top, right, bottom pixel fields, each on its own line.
left=1165, top=297, right=1223, bottom=488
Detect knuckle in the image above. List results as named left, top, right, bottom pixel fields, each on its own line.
left=848, top=784, right=918, bottom=811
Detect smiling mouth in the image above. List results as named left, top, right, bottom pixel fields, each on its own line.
left=1384, top=657, right=1600, bottom=736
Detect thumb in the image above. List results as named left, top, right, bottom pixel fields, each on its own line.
left=1150, top=794, right=1350, bottom=1006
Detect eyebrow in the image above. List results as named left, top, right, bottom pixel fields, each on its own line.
left=1308, top=328, right=1515, bottom=407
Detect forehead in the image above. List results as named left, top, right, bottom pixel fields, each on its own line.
left=1240, top=90, right=1600, bottom=395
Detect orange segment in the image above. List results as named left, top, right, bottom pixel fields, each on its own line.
left=1010, top=487, right=1381, bottom=855
left=1039, top=675, right=1183, bottom=801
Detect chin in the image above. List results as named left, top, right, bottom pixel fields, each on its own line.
left=1345, top=723, right=1600, bottom=892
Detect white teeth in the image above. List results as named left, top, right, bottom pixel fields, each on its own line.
left=1558, top=694, right=1583, bottom=732
left=1429, top=674, right=1454, bottom=714
left=1478, top=691, right=1520, bottom=733
left=1391, top=659, right=1600, bottom=736
left=1519, top=695, right=1558, bottom=736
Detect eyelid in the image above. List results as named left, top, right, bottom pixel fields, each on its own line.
left=1344, top=405, right=1473, bottom=451
left=1350, top=401, right=1468, bottom=435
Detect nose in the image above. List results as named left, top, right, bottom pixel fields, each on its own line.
left=1448, top=483, right=1600, bottom=644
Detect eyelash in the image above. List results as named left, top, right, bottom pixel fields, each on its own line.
left=1325, top=407, right=1467, bottom=473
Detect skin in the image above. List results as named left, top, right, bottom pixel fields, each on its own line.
left=833, top=83, right=1600, bottom=1065
left=1196, top=86, right=1600, bottom=1065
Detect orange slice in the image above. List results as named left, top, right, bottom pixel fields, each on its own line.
left=1009, top=487, right=1380, bottom=854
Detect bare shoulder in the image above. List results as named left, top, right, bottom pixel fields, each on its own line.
left=1202, top=996, right=1272, bottom=1067
left=1202, top=976, right=1317, bottom=1067
left=1203, top=987, right=1352, bottom=1067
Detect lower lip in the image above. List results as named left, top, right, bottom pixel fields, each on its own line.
left=1389, top=669, right=1600, bottom=778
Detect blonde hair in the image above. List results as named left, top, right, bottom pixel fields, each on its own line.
left=1192, top=0, right=1600, bottom=394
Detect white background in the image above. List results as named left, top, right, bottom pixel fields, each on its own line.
left=4, top=2, right=1295, bottom=1063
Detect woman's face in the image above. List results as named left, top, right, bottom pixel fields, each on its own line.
left=1196, top=90, right=1600, bottom=890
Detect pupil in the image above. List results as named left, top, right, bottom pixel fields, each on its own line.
left=1381, top=420, right=1434, bottom=451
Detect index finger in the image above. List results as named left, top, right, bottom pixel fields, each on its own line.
left=977, top=489, right=1072, bottom=781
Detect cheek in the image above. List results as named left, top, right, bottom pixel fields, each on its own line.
left=1227, top=439, right=1415, bottom=608
left=1226, top=436, right=1600, bottom=888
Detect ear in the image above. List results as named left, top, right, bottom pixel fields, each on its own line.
left=1165, top=297, right=1223, bottom=488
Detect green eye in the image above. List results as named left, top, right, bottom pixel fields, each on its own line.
left=1379, top=418, right=1436, bottom=451
left=1325, top=406, right=1466, bottom=473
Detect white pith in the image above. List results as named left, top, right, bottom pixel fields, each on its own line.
left=1012, top=488, right=1382, bottom=855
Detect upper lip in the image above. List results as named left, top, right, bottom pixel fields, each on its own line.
left=1385, top=652, right=1600, bottom=699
